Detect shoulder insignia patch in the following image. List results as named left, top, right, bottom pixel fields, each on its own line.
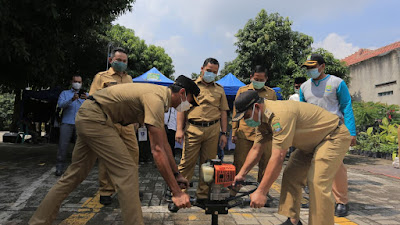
left=272, top=122, right=282, bottom=133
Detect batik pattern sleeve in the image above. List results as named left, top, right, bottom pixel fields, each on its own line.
left=337, top=81, right=356, bottom=136
left=299, top=87, right=306, bottom=102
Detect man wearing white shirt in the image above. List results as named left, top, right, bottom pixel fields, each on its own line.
left=288, top=77, right=306, bottom=101
left=164, top=107, right=177, bottom=156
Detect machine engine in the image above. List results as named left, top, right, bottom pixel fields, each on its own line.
left=201, top=159, right=236, bottom=201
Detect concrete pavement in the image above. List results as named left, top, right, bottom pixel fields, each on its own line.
left=0, top=143, right=399, bottom=225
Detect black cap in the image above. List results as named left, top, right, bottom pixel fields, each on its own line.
left=174, top=75, right=200, bottom=106
left=302, top=54, right=325, bottom=67
left=232, top=90, right=260, bottom=122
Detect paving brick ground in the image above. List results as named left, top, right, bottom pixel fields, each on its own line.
left=0, top=143, right=399, bottom=224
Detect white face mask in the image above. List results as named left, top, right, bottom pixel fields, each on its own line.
left=176, top=92, right=191, bottom=112
left=72, top=82, right=82, bottom=90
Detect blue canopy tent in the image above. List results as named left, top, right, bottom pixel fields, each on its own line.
left=216, top=73, right=245, bottom=109
left=132, top=67, right=174, bottom=86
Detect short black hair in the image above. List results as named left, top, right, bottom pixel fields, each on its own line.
left=111, top=47, right=127, bottom=58
left=169, top=84, right=183, bottom=93
left=203, top=58, right=219, bottom=67
left=294, top=77, right=307, bottom=84
left=71, top=75, right=81, bottom=80
left=250, top=65, right=268, bottom=77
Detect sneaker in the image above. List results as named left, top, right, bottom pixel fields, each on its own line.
left=281, top=218, right=303, bottom=225
left=335, top=203, right=349, bottom=217
left=99, top=195, right=112, bottom=205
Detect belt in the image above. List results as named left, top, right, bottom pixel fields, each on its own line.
left=88, top=96, right=102, bottom=108
left=188, top=119, right=219, bottom=127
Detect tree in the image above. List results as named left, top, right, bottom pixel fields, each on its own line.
left=0, top=0, right=135, bottom=131
left=221, top=10, right=313, bottom=86
left=105, top=25, right=175, bottom=79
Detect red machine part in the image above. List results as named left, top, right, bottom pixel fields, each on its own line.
left=214, top=164, right=236, bottom=187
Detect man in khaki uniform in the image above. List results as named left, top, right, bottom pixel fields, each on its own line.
left=175, top=58, right=229, bottom=202
left=232, top=65, right=276, bottom=184
left=233, top=90, right=351, bottom=225
left=89, top=47, right=138, bottom=205
left=29, top=76, right=200, bottom=225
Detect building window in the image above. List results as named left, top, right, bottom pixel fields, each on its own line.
left=378, top=91, right=393, bottom=96
left=375, top=81, right=397, bottom=88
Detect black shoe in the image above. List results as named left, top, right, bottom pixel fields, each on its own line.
left=100, top=196, right=112, bottom=205
left=55, top=170, right=63, bottom=176
left=168, top=202, right=179, bottom=213
left=281, top=218, right=302, bottom=225
left=335, top=203, right=349, bottom=217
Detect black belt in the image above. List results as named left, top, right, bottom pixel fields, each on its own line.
left=88, top=96, right=102, bottom=108
left=188, top=119, right=219, bottom=127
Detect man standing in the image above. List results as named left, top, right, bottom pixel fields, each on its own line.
left=29, top=76, right=199, bottom=225
left=288, top=77, right=307, bottom=101
left=175, top=58, right=229, bottom=203
left=233, top=90, right=351, bottom=225
left=56, top=75, right=87, bottom=176
left=89, top=47, right=137, bottom=205
left=164, top=107, right=177, bottom=157
left=299, top=54, right=356, bottom=217
left=232, top=65, right=276, bottom=185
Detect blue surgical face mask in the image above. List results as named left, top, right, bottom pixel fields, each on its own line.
left=244, top=104, right=261, bottom=127
left=252, top=80, right=265, bottom=90
left=306, top=67, right=320, bottom=79
left=203, top=71, right=217, bottom=83
left=111, top=61, right=127, bottom=72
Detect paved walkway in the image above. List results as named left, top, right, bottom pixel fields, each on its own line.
left=0, top=143, right=399, bottom=224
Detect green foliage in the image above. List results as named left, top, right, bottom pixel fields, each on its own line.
left=0, top=0, right=135, bottom=91
left=353, top=101, right=400, bottom=133
left=105, top=25, right=175, bottom=78
left=0, top=93, right=15, bottom=130
left=220, top=10, right=349, bottom=99
left=221, top=9, right=313, bottom=96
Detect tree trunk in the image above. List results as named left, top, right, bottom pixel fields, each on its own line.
left=9, top=88, right=21, bottom=132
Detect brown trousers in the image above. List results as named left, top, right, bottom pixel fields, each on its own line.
left=178, top=122, right=220, bottom=199
left=233, top=137, right=272, bottom=182
left=98, top=123, right=138, bottom=196
left=29, top=100, right=143, bottom=225
left=333, top=162, right=348, bottom=204
left=278, top=124, right=351, bottom=225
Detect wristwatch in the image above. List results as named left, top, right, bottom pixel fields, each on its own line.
left=173, top=171, right=180, bottom=177
left=220, top=131, right=228, bottom=136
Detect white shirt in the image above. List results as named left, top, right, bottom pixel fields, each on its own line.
left=289, top=93, right=300, bottom=101
left=164, top=107, right=177, bottom=131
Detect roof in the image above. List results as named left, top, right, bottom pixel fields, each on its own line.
left=132, top=67, right=174, bottom=86
left=216, top=73, right=245, bottom=96
left=342, top=41, right=400, bottom=66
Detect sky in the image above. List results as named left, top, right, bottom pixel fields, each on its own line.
left=114, top=0, right=400, bottom=78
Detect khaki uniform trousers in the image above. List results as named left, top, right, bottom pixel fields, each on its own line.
left=332, top=162, right=348, bottom=204
left=178, top=121, right=220, bottom=199
left=29, top=100, right=143, bottom=225
left=233, top=137, right=272, bottom=182
left=98, top=124, right=138, bottom=196
left=278, top=124, right=351, bottom=225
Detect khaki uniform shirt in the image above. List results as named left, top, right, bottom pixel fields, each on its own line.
left=92, top=83, right=171, bottom=129
left=89, top=67, right=133, bottom=95
left=232, top=83, right=277, bottom=141
left=254, top=100, right=340, bottom=152
left=186, top=77, right=229, bottom=122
